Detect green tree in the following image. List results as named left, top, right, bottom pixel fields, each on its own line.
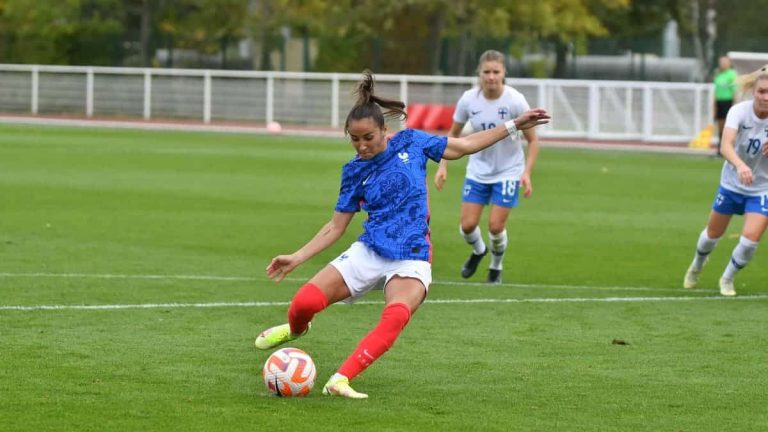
left=0, top=0, right=123, bottom=65
left=500, top=0, right=631, bottom=77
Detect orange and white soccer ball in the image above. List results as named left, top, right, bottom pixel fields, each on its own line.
left=262, top=347, right=316, bottom=397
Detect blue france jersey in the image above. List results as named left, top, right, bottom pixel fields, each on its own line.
left=335, top=129, right=448, bottom=262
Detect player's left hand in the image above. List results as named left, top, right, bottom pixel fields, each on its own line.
left=762, top=141, right=768, bottom=157
left=521, top=173, right=533, bottom=198
left=266, top=254, right=299, bottom=283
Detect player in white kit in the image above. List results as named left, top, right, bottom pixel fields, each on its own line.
left=683, top=65, right=768, bottom=296
left=434, top=50, right=540, bottom=284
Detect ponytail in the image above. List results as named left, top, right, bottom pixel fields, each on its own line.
left=737, top=64, right=768, bottom=94
left=345, top=70, right=407, bottom=133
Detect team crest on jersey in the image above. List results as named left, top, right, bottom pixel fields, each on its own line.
left=398, top=152, right=410, bottom=164
left=498, top=107, right=509, bottom=119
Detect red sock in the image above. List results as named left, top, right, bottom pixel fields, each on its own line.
left=338, top=303, right=411, bottom=380
left=288, top=283, right=328, bottom=335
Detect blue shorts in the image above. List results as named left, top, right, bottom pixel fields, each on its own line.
left=712, top=186, right=768, bottom=216
left=462, top=178, right=520, bottom=208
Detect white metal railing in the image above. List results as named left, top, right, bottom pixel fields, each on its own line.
left=0, top=64, right=713, bottom=143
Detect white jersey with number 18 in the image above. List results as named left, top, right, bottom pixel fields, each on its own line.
left=453, top=85, right=530, bottom=184
left=721, top=100, right=768, bottom=195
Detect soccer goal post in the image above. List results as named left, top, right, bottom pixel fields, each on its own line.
left=727, top=51, right=768, bottom=75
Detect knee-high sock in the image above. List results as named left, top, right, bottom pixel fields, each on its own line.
left=288, top=283, right=328, bottom=335
left=722, top=236, right=758, bottom=280
left=692, top=228, right=719, bottom=270
left=489, top=229, right=508, bottom=270
left=338, top=303, right=411, bottom=381
left=462, top=225, right=486, bottom=255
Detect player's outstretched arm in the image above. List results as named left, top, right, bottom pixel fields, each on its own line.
left=266, top=211, right=355, bottom=283
left=442, top=108, right=550, bottom=160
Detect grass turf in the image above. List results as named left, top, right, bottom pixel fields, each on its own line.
left=0, top=124, right=766, bottom=431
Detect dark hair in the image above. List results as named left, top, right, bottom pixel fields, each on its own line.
left=344, top=70, right=407, bottom=133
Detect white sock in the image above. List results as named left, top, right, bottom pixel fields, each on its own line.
left=722, top=236, right=758, bottom=280
left=692, top=228, right=719, bottom=270
left=489, top=230, right=507, bottom=270
left=461, top=225, right=486, bottom=255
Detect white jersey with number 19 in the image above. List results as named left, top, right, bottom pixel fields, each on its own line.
left=721, top=100, right=768, bottom=195
left=453, top=85, right=530, bottom=183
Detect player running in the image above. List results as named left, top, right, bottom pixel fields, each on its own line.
left=684, top=65, right=768, bottom=296
left=433, top=50, right=540, bottom=284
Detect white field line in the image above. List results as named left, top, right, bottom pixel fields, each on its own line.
left=0, top=116, right=343, bottom=138
left=2, top=295, right=768, bottom=311
left=0, top=272, right=704, bottom=293
left=0, top=272, right=256, bottom=282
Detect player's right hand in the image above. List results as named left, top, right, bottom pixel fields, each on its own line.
left=434, top=166, right=447, bottom=191
left=736, top=164, right=753, bottom=186
left=266, top=255, right=299, bottom=283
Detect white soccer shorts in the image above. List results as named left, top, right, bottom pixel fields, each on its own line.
left=330, top=241, right=432, bottom=301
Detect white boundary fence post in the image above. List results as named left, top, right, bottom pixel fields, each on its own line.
left=625, top=87, right=633, bottom=134
left=31, top=65, right=39, bottom=114
left=642, top=85, right=653, bottom=141
left=203, top=70, right=212, bottom=124
left=331, top=73, right=339, bottom=128
left=587, top=83, right=600, bottom=139
left=86, top=68, right=94, bottom=118
left=693, top=86, right=702, bottom=136
left=399, top=75, right=408, bottom=130
left=266, top=73, right=274, bottom=124
left=143, top=69, right=152, bottom=120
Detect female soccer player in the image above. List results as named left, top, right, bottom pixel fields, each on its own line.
left=256, top=70, right=550, bottom=398
left=684, top=65, right=768, bottom=296
left=433, top=50, right=540, bottom=284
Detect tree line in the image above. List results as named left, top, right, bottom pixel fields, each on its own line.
left=0, top=0, right=762, bottom=77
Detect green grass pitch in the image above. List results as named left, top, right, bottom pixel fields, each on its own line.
left=0, top=124, right=766, bottom=431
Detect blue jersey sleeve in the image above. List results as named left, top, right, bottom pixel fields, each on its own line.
left=408, top=129, right=448, bottom=163
left=334, top=164, right=362, bottom=213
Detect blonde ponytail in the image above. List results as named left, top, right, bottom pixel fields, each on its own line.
left=737, top=64, right=768, bottom=94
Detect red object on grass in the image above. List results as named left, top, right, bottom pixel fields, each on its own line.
left=405, top=104, right=429, bottom=129
left=422, top=105, right=455, bottom=131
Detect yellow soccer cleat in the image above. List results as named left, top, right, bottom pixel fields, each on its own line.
left=254, top=323, right=310, bottom=350
left=321, top=374, right=368, bottom=399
